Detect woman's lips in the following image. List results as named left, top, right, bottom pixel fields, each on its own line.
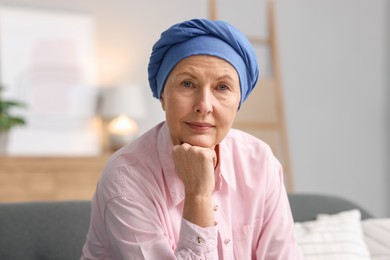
left=186, top=122, right=214, bottom=131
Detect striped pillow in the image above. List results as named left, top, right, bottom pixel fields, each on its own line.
left=294, top=209, right=371, bottom=259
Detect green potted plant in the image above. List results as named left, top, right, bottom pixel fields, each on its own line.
left=0, top=86, right=26, bottom=154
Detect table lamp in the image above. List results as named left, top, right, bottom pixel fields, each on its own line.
left=99, top=85, right=146, bottom=150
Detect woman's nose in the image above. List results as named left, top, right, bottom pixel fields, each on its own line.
left=193, top=89, right=213, bottom=114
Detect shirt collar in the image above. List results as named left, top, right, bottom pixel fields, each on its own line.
left=157, top=122, right=237, bottom=206
left=218, top=136, right=237, bottom=191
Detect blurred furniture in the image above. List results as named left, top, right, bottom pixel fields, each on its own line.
left=0, top=193, right=373, bottom=260
left=0, top=154, right=109, bottom=202
left=0, top=201, right=91, bottom=260
left=99, top=85, right=146, bottom=151
left=289, top=193, right=372, bottom=222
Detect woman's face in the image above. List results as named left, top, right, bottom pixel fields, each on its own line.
left=160, top=55, right=241, bottom=149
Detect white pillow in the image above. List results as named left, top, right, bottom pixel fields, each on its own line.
left=294, top=209, right=371, bottom=260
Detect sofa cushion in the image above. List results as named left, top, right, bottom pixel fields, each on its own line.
left=0, top=201, right=90, bottom=260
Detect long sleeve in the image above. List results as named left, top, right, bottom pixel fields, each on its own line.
left=175, top=219, right=218, bottom=259
left=101, top=197, right=219, bottom=260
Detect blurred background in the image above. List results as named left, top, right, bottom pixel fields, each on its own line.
left=0, top=0, right=388, bottom=218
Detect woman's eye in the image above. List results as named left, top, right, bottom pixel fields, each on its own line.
left=181, top=81, right=193, bottom=88
left=217, top=84, right=229, bottom=91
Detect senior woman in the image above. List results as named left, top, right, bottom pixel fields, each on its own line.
left=81, top=19, right=302, bottom=259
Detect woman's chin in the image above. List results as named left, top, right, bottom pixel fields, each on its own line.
left=184, top=136, right=216, bottom=149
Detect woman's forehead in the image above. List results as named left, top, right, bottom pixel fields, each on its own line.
left=171, top=55, right=238, bottom=76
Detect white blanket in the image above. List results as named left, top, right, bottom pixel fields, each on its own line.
left=362, top=218, right=390, bottom=260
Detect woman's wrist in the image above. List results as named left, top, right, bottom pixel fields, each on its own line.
left=183, top=194, right=214, bottom=228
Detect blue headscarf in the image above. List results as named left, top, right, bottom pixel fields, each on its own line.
left=148, top=18, right=259, bottom=107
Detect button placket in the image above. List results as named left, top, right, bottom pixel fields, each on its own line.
left=213, top=201, right=232, bottom=250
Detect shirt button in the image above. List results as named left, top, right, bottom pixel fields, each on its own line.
left=224, top=238, right=231, bottom=245
left=197, top=237, right=205, bottom=244
left=213, top=205, right=219, bottom=211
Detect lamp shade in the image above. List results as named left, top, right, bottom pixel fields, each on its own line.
left=99, top=85, right=146, bottom=119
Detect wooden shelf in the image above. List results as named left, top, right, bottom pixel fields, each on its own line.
left=0, top=153, right=111, bottom=202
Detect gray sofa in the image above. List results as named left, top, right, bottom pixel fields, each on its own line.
left=0, top=193, right=372, bottom=260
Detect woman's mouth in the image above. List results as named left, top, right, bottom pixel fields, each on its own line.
left=186, top=122, right=214, bottom=131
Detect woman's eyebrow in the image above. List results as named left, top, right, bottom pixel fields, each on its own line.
left=216, top=73, right=235, bottom=81
left=173, top=71, right=196, bottom=78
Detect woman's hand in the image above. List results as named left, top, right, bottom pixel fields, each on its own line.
left=172, top=143, right=217, bottom=227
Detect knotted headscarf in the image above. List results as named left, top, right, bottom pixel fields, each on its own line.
left=148, top=18, right=259, bottom=107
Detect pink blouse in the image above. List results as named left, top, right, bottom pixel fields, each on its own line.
left=81, top=122, right=302, bottom=259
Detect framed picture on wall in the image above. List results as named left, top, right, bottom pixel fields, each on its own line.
left=0, top=6, right=100, bottom=156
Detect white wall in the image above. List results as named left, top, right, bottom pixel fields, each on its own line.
left=1, top=0, right=388, bottom=216
left=277, top=0, right=389, bottom=217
